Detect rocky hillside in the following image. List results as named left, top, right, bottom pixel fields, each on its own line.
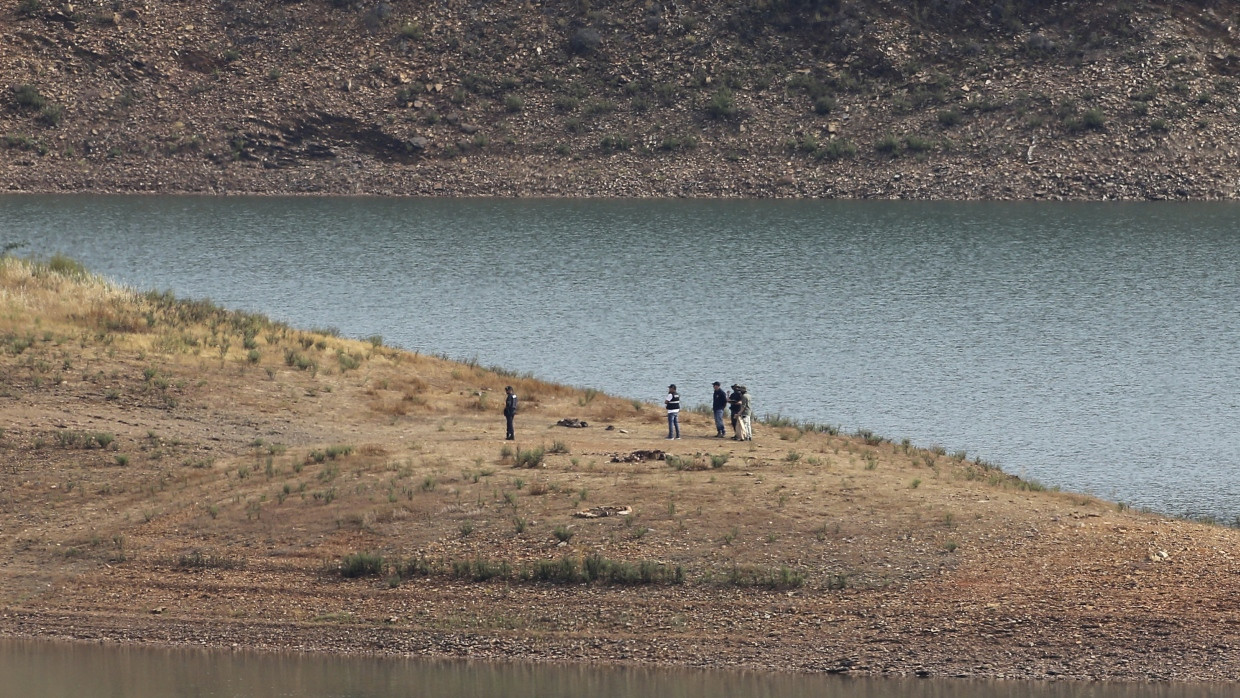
left=2, top=0, right=1239, bottom=198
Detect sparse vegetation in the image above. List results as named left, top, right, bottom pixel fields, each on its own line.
left=514, top=446, right=545, bottom=468
left=339, top=551, right=385, bottom=578
left=705, top=87, right=737, bottom=119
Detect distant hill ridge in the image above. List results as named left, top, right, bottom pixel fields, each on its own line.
left=2, top=0, right=1238, bottom=198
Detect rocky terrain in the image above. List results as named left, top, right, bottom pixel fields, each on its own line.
left=2, top=0, right=1240, bottom=199
left=3, top=255, right=1240, bottom=680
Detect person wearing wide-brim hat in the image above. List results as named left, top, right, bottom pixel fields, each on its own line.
left=664, top=384, right=681, bottom=440
left=727, top=384, right=743, bottom=440
left=737, top=385, right=752, bottom=441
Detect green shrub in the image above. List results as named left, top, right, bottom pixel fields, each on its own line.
left=937, top=109, right=961, bottom=127
left=40, top=102, right=65, bottom=126
left=177, top=549, right=246, bottom=569
left=515, top=446, right=544, bottom=468
left=1065, top=108, right=1106, bottom=133
left=903, top=134, right=934, bottom=152
left=398, top=21, right=423, bottom=39
left=503, top=94, right=524, bottom=112
left=875, top=134, right=901, bottom=154
left=47, top=253, right=87, bottom=278
left=14, top=84, right=45, bottom=109
left=583, top=99, right=615, bottom=116
left=812, top=95, right=836, bottom=115
left=451, top=557, right=511, bottom=581
left=336, top=350, right=361, bottom=372
left=4, top=134, right=45, bottom=154
left=528, top=556, right=580, bottom=583
left=325, top=444, right=353, bottom=460
left=705, top=87, right=737, bottom=119
left=817, top=138, right=857, bottom=160
left=653, top=82, right=679, bottom=105
left=600, top=134, right=631, bottom=153
left=726, top=564, right=805, bottom=590
left=788, top=133, right=818, bottom=153
left=340, top=551, right=385, bottom=578
left=580, top=554, right=684, bottom=585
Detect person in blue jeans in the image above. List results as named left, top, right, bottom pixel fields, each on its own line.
left=665, top=384, right=681, bottom=439
left=711, top=381, right=728, bottom=437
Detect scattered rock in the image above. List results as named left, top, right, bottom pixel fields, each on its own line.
left=573, top=505, right=631, bottom=518
left=610, top=449, right=664, bottom=463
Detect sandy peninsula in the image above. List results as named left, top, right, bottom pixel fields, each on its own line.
left=1, top=255, right=1238, bottom=681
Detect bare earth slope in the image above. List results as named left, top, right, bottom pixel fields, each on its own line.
left=2, top=257, right=1239, bottom=680
left=2, top=0, right=1240, bottom=199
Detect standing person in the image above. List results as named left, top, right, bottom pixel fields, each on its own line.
left=711, top=381, right=728, bottom=437
left=665, top=384, right=681, bottom=440
left=728, top=384, right=742, bottom=440
left=738, top=385, right=753, bottom=441
left=503, top=386, right=518, bottom=440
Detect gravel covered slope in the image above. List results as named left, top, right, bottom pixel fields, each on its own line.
left=2, top=0, right=1239, bottom=199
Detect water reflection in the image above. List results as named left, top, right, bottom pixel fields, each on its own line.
left=1, top=638, right=1234, bottom=698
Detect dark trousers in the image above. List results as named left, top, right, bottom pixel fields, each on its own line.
left=505, top=413, right=514, bottom=439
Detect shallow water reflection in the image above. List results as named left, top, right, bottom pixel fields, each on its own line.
left=2, top=638, right=1237, bottom=698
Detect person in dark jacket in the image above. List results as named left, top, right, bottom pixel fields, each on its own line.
left=711, top=381, right=728, bottom=437
left=665, top=384, right=681, bottom=440
left=503, top=386, right=518, bottom=440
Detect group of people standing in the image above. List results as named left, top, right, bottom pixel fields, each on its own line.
left=666, top=382, right=752, bottom=441
left=503, top=382, right=751, bottom=442
left=715, top=382, right=752, bottom=441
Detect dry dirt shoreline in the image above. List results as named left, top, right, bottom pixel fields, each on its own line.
left=2, top=257, right=1239, bottom=682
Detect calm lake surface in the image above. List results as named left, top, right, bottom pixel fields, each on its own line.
left=1, top=638, right=1235, bottom=698
left=4, top=195, right=1238, bottom=520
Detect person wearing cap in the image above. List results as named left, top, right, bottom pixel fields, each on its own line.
left=711, top=381, right=728, bottom=437
left=738, top=385, right=753, bottom=441
left=664, top=384, right=681, bottom=440
left=727, top=384, right=743, bottom=440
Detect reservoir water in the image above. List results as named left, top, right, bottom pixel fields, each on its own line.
left=1, top=638, right=1234, bottom=698
left=3, top=195, right=1238, bottom=521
